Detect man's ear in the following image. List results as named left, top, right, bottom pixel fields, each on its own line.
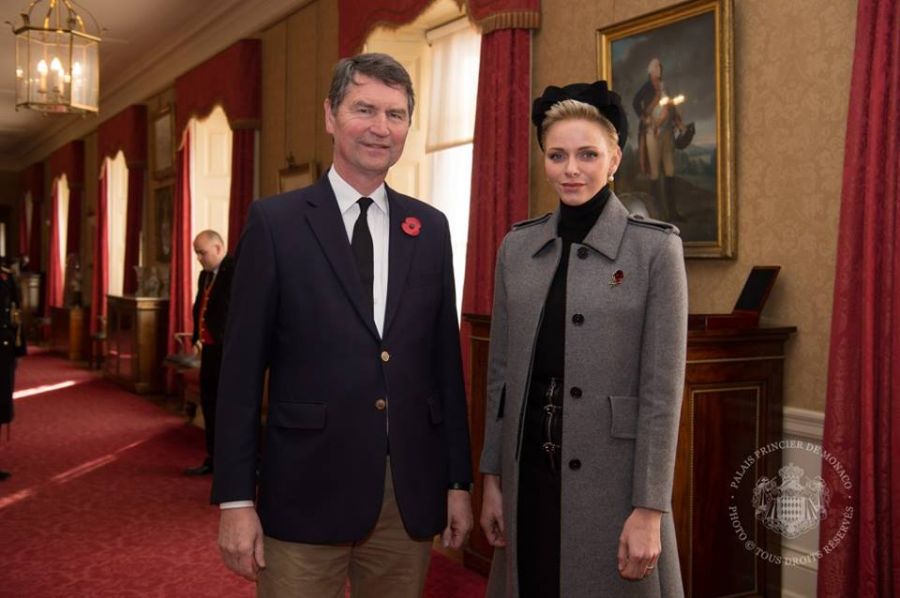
left=324, top=99, right=335, bottom=135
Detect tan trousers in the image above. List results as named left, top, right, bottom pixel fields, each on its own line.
left=257, top=460, right=433, bottom=598
left=645, top=127, right=676, bottom=180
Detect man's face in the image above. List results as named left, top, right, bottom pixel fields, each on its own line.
left=325, top=74, right=410, bottom=185
left=193, top=235, right=223, bottom=272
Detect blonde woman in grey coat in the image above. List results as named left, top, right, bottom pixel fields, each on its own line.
left=479, top=81, right=687, bottom=597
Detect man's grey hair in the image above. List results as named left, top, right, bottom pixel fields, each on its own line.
left=327, top=53, right=415, bottom=120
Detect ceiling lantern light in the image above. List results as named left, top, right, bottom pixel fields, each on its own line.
left=13, top=0, right=101, bottom=114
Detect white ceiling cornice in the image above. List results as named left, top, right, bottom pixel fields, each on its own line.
left=12, top=0, right=310, bottom=172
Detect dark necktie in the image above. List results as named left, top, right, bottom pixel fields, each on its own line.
left=351, top=197, right=374, bottom=314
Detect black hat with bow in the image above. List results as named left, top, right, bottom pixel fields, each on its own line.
left=531, top=80, right=628, bottom=150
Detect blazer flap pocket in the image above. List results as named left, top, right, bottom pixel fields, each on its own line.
left=427, top=395, right=444, bottom=424
left=609, top=396, right=639, bottom=439
left=270, top=402, right=327, bottom=430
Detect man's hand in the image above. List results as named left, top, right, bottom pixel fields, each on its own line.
left=617, top=507, right=662, bottom=581
left=218, top=507, right=266, bottom=581
left=441, top=489, right=473, bottom=549
left=479, top=474, right=506, bottom=547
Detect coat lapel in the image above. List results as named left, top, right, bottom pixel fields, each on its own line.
left=304, top=177, right=380, bottom=341
left=383, top=186, right=416, bottom=337
left=580, top=193, right=629, bottom=260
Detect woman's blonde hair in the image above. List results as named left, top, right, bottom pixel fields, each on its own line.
left=540, top=99, right=620, bottom=151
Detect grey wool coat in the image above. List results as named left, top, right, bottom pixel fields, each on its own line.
left=480, top=195, right=687, bottom=598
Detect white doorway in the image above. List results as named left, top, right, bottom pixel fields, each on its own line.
left=188, top=105, right=233, bottom=298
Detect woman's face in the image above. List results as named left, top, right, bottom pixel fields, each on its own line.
left=543, top=118, right=621, bottom=206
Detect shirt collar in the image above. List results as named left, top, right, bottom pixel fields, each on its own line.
left=328, top=167, right=389, bottom=216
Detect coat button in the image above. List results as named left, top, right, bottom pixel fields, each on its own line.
left=572, top=314, right=584, bottom=325
left=569, top=459, right=581, bottom=470
left=375, top=398, right=387, bottom=410
left=570, top=386, right=582, bottom=398
left=577, top=247, right=589, bottom=259
left=380, top=350, right=391, bottom=363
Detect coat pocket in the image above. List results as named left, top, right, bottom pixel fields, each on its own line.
left=608, top=396, right=639, bottom=439
left=269, top=402, right=327, bottom=430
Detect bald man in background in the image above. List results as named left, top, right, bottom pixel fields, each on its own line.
left=185, top=230, right=235, bottom=476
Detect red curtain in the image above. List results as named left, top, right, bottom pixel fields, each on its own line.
left=817, top=0, right=900, bottom=596
left=167, top=132, right=194, bottom=357
left=66, top=187, right=82, bottom=256
left=227, top=129, right=255, bottom=254
left=48, top=141, right=84, bottom=304
left=46, top=183, right=63, bottom=309
left=122, top=168, right=145, bottom=295
left=461, top=28, right=531, bottom=317
left=458, top=28, right=532, bottom=398
left=18, top=202, right=28, bottom=259
left=18, top=163, right=44, bottom=271
left=175, top=40, right=261, bottom=134
left=175, top=38, right=260, bottom=253
left=89, top=170, right=109, bottom=336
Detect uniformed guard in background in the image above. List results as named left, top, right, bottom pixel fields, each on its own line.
left=0, top=260, right=27, bottom=481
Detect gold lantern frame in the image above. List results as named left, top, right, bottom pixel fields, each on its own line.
left=14, top=0, right=101, bottom=114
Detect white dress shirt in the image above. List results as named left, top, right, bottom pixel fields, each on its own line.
left=220, top=168, right=391, bottom=511
left=328, top=167, right=390, bottom=337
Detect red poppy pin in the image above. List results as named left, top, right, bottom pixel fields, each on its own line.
left=401, top=216, right=422, bottom=237
left=609, top=270, right=624, bottom=287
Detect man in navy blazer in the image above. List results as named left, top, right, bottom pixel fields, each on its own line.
left=213, top=53, right=473, bottom=596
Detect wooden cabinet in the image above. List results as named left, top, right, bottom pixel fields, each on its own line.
left=49, top=305, right=89, bottom=361
left=462, top=314, right=795, bottom=597
left=104, top=296, right=169, bottom=394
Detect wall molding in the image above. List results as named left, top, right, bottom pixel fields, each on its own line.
left=784, top=406, right=825, bottom=441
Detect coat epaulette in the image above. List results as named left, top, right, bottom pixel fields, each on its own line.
left=627, top=213, right=680, bottom=236
left=511, top=212, right=552, bottom=231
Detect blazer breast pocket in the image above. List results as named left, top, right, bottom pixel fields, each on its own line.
left=608, top=396, right=639, bottom=439
left=269, top=401, right=327, bottom=430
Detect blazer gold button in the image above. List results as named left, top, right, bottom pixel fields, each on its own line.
left=570, top=386, right=582, bottom=398
left=577, top=247, right=589, bottom=259
left=375, top=398, right=387, bottom=410
left=569, top=458, right=581, bottom=470
left=572, top=314, right=584, bottom=325
left=380, top=350, right=391, bottom=362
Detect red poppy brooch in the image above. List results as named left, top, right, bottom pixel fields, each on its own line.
left=609, top=270, right=624, bottom=287
left=401, top=216, right=422, bottom=237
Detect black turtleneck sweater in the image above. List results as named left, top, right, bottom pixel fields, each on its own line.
left=531, top=186, right=611, bottom=380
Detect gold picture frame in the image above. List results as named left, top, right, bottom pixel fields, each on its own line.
left=151, top=104, right=176, bottom=180
left=598, top=0, right=735, bottom=258
left=278, top=160, right=318, bottom=193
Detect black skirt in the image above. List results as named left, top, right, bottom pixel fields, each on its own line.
left=518, top=376, right=563, bottom=598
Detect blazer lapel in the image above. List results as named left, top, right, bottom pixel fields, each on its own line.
left=383, top=186, right=416, bottom=337
left=304, top=177, right=380, bottom=341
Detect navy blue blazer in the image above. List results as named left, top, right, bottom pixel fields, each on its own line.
left=211, top=175, right=472, bottom=543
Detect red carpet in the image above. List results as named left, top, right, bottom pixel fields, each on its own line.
left=0, top=352, right=487, bottom=597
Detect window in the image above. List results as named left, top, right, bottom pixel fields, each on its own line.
left=188, top=105, right=233, bottom=298
left=425, top=22, right=480, bottom=313
left=105, top=151, right=129, bottom=296
left=56, top=174, right=70, bottom=277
